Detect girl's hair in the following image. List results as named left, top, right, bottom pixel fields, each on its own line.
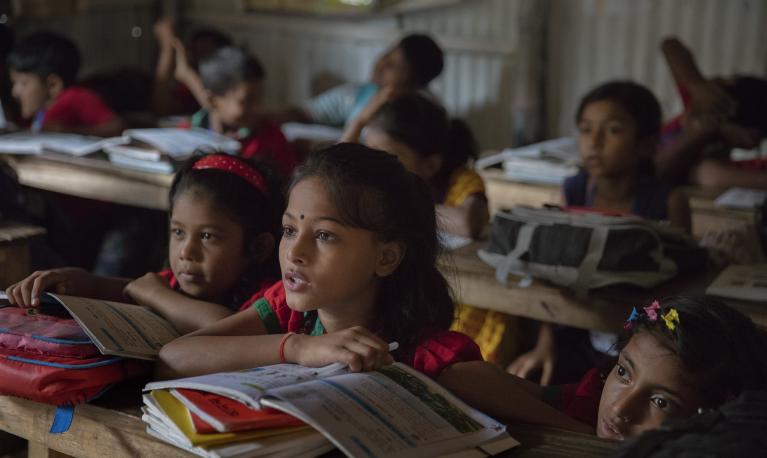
left=289, top=143, right=454, bottom=357
left=395, top=34, right=444, bottom=87
left=621, top=296, right=767, bottom=406
left=169, top=154, right=284, bottom=306
left=575, top=81, right=662, bottom=141
left=199, top=46, right=265, bottom=96
left=724, top=76, right=767, bottom=137
left=368, top=93, right=478, bottom=195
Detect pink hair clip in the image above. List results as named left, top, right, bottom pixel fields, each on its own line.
left=643, top=300, right=661, bottom=321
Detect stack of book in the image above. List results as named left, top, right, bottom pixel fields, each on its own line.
left=476, top=137, right=580, bottom=185
left=143, top=363, right=518, bottom=458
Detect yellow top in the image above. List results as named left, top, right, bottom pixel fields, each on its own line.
left=443, top=167, right=486, bottom=207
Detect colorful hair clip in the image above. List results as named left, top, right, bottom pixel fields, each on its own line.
left=624, top=307, right=640, bottom=329
left=644, top=300, right=661, bottom=321
left=662, top=308, right=680, bottom=331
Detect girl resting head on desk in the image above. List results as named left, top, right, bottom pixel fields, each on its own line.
left=439, top=296, right=767, bottom=440
left=5, top=153, right=284, bottom=335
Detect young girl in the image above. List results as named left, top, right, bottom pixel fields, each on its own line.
left=565, top=81, right=691, bottom=230
left=157, top=143, right=482, bottom=379
left=440, top=296, right=767, bottom=440
left=344, top=92, right=489, bottom=239
left=5, top=154, right=284, bottom=334
left=508, top=81, right=693, bottom=385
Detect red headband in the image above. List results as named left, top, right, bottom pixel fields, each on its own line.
left=192, top=154, right=268, bottom=195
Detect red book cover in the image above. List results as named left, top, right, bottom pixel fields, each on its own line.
left=172, top=388, right=304, bottom=433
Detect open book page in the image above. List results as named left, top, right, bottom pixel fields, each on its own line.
left=124, top=128, right=241, bottom=159
left=48, top=293, right=180, bottom=360
left=714, top=187, right=767, bottom=210
left=145, top=363, right=348, bottom=409
left=0, top=132, right=127, bottom=156
left=260, top=363, right=511, bottom=458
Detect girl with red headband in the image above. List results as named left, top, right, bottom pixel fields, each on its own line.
left=157, top=143, right=482, bottom=379
left=438, top=296, right=767, bottom=441
left=6, top=154, right=285, bottom=334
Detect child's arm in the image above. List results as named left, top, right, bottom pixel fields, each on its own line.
left=156, top=312, right=393, bottom=379
left=438, top=361, right=594, bottom=434
left=693, top=158, right=767, bottom=190
left=123, top=273, right=234, bottom=335
left=151, top=17, right=179, bottom=115
left=437, top=195, right=489, bottom=239
left=4, top=268, right=131, bottom=307
left=661, top=37, right=734, bottom=116
left=340, top=85, right=398, bottom=143
left=655, top=121, right=720, bottom=183
left=171, top=39, right=209, bottom=110
left=507, top=322, right=556, bottom=386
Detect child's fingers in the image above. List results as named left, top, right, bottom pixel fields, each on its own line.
left=540, top=360, right=554, bottom=386
left=347, top=327, right=390, bottom=353
left=30, top=273, right=59, bottom=306
left=343, top=340, right=386, bottom=371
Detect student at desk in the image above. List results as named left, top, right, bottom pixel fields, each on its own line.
left=7, top=31, right=124, bottom=137
left=6, top=154, right=285, bottom=334
left=441, top=297, right=767, bottom=441
left=508, top=81, right=692, bottom=385
left=655, top=37, right=767, bottom=190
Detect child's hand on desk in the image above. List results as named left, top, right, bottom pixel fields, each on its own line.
left=507, top=323, right=556, bottom=386
left=284, top=326, right=394, bottom=372
left=123, top=273, right=170, bottom=305
left=5, top=268, right=92, bottom=307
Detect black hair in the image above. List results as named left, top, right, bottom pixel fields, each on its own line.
left=397, top=34, right=444, bottom=87
left=0, top=24, right=13, bottom=59
left=724, top=76, right=767, bottom=137
left=576, top=81, right=662, bottom=176
left=198, top=46, right=264, bottom=96
left=368, top=93, right=478, bottom=196
left=289, top=143, right=455, bottom=358
left=576, top=81, right=662, bottom=141
left=6, top=31, right=80, bottom=86
left=620, top=296, right=767, bottom=407
left=169, top=154, right=284, bottom=308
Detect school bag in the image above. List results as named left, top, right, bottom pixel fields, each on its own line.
left=478, top=206, right=707, bottom=291
left=612, top=390, right=767, bottom=458
left=0, top=303, right=148, bottom=408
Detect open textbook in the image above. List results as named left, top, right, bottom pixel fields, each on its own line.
left=0, top=291, right=179, bottom=360
left=0, top=132, right=128, bottom=156
left=145, top=363, right=518, bottom=458
left=706, top=264, right=767, bottom=302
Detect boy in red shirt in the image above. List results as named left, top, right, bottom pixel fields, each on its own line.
left=7, top=31, right=123, bottom=137
left=180, top=46, right=297, bottom=178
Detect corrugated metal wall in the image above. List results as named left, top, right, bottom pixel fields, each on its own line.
left=183, top=0, right=540, bottom=150
left=547, top=0, right=767, bottom=137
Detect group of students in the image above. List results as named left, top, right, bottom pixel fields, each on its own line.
left=2, top=21, right=767, bottom=444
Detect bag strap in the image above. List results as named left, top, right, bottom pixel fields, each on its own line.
left=495, top=223, right=537, bottom=286
left=573, top=225, right=609, bottom=294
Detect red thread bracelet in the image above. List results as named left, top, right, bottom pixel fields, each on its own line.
left=279, top=332, right=295, bottom=363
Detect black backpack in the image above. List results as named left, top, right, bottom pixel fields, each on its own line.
left=612, top=390, right=767, bottom=458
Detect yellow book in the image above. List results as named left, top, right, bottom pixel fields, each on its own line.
left=150, top=390, right=307, bottom=447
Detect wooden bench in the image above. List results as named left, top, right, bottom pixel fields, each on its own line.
left=443, top=241, right=767, bottom=332
left=0, top=393, right=618, bottom=458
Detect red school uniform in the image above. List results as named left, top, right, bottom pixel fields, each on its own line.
left=541, top=367, right=605, bottom=428
left=251, top=281, right=483, bottom=378
left=156, top=268, right=274, bottom=312
left=40, top=86, right=115, bottom=130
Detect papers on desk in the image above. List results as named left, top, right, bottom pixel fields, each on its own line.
left=123, top=128, right=241, bottom=159
left=714, top=188, right=767, bottom=210
left=476, top=137, right=580, bottom=185
left=706, top=264, right=767, bottom=302
left=0, top=132, right=128, bottom=156
left=280, top=123, right=343, bottom=143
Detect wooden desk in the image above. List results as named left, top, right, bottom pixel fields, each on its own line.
left=1, top=154, right=173, bottom=211
left=0, top=394, right=617, bottom=458
left=479, top=169, right=758, bottom=239
left=444, top=242, right=767, bottom=332
left=0, top=223, right=46, bottom=288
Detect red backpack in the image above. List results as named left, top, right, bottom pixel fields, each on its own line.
left=0, top=305, right=148, bottom=406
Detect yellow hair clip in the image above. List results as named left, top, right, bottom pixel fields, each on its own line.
left=662, top=308, right=680, bottom=331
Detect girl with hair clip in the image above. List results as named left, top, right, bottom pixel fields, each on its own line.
left=157, top=143, right=482, bottom=379
left=6, top=154, right=285, bottom=334
left=439, top=296, right=767, bottom=440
